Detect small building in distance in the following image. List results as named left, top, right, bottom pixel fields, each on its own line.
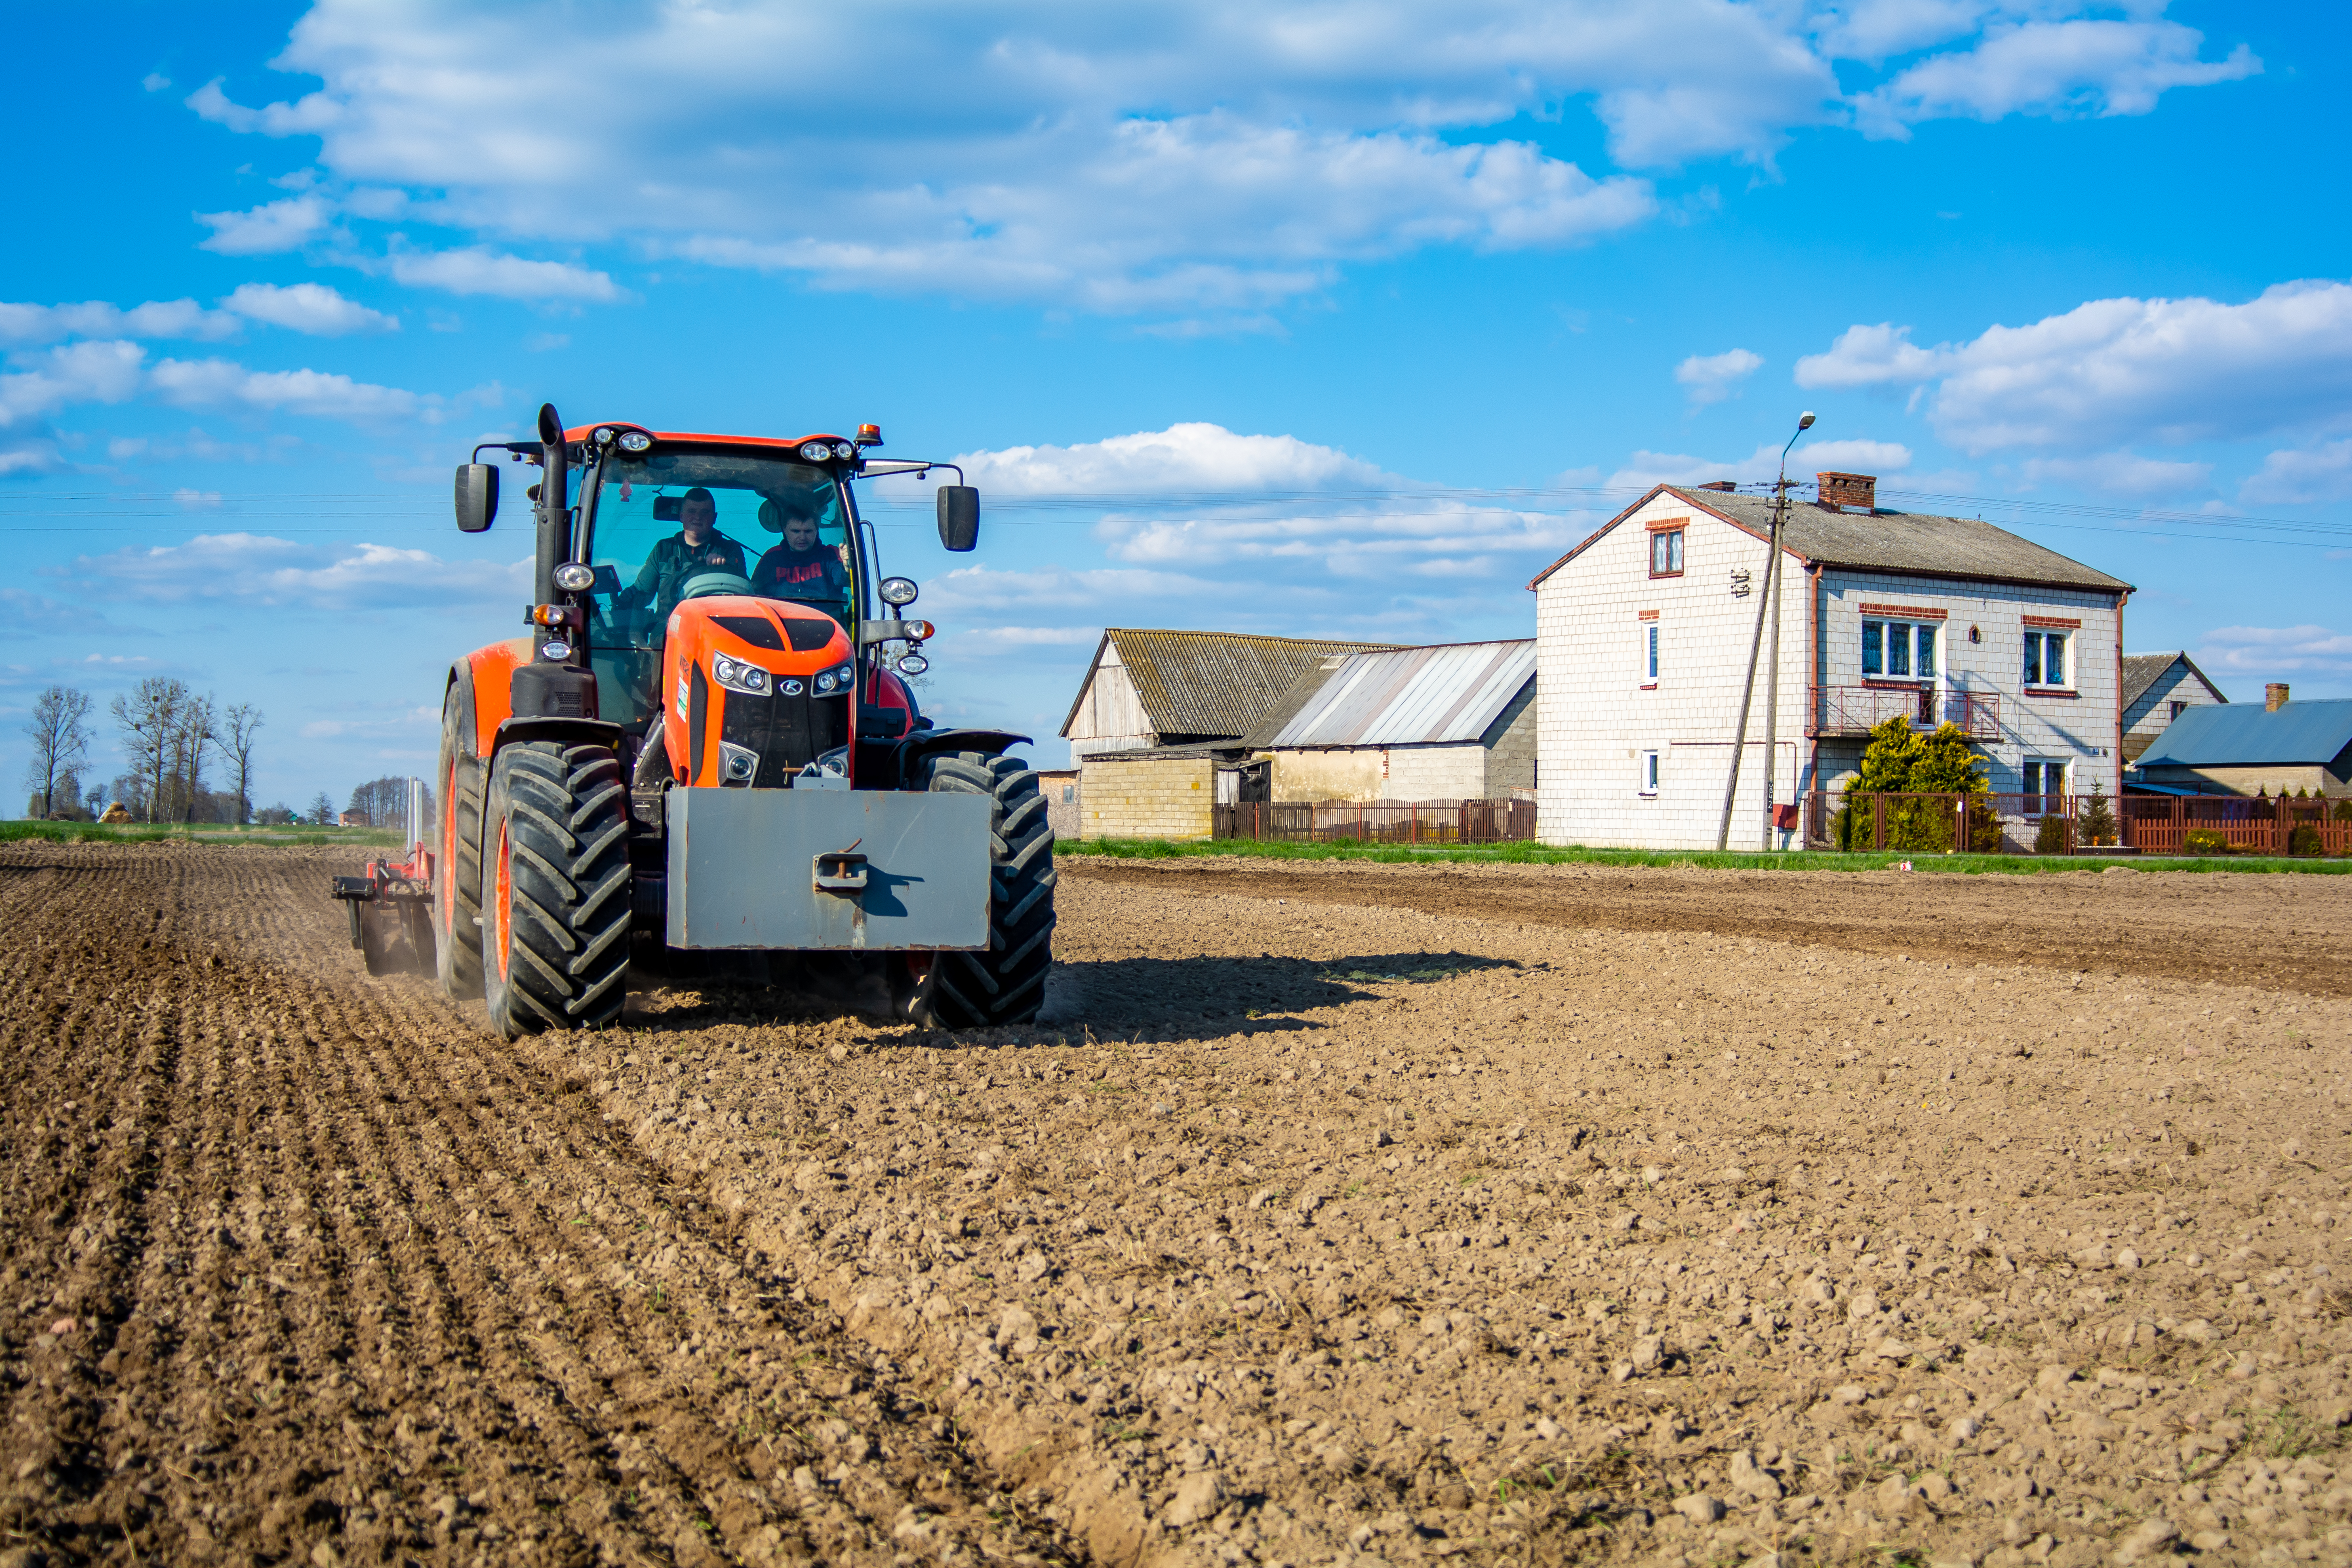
left=1243, top=639, right=1536, bottom=802
left=2121, top=652, right=2227, bottom=763
left=1060, top=628, right=1395, bottom=758
left=2133, top=684, right=2352, bottom=797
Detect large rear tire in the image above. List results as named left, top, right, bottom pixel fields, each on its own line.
left=902, top=751, right=1056, bottom=1028
left=435, top=681, right=485, bottom=999
left=479, top=741, right=634, bottom=1040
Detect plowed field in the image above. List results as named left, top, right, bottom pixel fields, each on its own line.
left=2, top=844, right=2347, bottom=1568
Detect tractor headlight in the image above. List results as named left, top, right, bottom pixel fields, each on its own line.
left=617, top=430, right=653, bottom=453
left=813, top=660, right=855, bottom=695
left=878, top=576, right=919, bottom=606
left=832, top=440, right=856, bottom=460
left=553, top=561, right=596, bottom=591
left=711, top=653, right=770, bottom=695
left=798, top=440, right=833, bottom=463
left=895, top=653, right=929, bottom=676
left=718, top=742, right=759, bottom=785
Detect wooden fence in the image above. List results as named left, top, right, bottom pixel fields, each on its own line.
left=1214, top=798, right=1538, bottom=845
left=1805, top=790, right=2352, bottom=856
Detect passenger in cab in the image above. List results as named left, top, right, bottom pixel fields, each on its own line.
left=753, top=499, right=851, bottom=618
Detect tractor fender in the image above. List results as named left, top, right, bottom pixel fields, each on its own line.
left=864, top=727, right=1031, bottom=790
left=454, top=638, right=533, bottom=757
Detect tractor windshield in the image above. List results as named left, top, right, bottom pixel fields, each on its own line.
left=581, top=448, right=859, bottom=728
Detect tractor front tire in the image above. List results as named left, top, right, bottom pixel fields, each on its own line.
left=435, top=684, right=486, bottom=999
left=479, top=741, right=634, bottom=1040
left=902, top=751, right=1056, bottom=1028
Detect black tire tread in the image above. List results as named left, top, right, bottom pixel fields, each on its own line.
left=907, top=751, right=1056, bottom=1029
left=482, top=742, right=633, bottom=1039
left=436, top=683, right=486, bottom=1000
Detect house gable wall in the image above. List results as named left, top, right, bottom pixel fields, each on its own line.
left=2122, top=662, right=2227, bottom=760
left=1063, top=642, right=1154, bottom=757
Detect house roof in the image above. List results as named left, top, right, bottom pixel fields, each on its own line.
left=1248, top=639, right=1537, bottom=749
left=1060, top=628, right=1396, bottom=741
left=1528, top=484, right=2134, bottom=595
left=2121, top=651, right=2228, bottom=713
left=2136, top=700, right=2352, bottom=767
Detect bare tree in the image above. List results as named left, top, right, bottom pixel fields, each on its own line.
left=112, top=677, right=187, bottom=824
left=308, top=790, right=339, bottom=827
left=170, top=692, right=216, bottom=823
left=21, top=685, right=93, bottom=818
left=216, top=702, right=262, bottom=825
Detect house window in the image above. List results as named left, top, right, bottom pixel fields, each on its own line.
left=1638, top=750, right=1660, bottom=796
left=2025, top=630, right=2068, bottom=687
left=1863, top=619, right=1935, bottom=679
left=2023, top=758, right=2067, bottom=813
left=1649, top=528, right=1684, bottom=577
left=2169, top=699, right=2188, bottom=721
left=1640, top=622, right=1659, bottom=683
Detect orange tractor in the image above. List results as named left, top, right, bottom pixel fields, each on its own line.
left=337, top=403, right=1053, bottom=1038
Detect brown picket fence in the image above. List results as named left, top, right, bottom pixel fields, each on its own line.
left=1214, top=798, right=1538, bottom=845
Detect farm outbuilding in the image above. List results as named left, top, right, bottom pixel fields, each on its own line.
left=1242, top=639, right=1537, bottom=802
left=1060, top=628, right=1395, bottom=758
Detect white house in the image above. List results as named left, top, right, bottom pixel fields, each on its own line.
left=1527, top=473, right=2134, bottom=850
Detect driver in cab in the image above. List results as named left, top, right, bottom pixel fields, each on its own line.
left=626, top=487, right=746, bottom=615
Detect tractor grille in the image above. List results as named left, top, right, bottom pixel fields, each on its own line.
left=717, top=687, right=850, bottom=787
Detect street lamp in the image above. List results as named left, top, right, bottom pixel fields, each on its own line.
left=1759, top=412, right=1815, bottom=851
left=1716, top=410, right=1818, bottom=853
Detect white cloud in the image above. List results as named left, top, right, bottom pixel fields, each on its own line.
left=1674, top=347, right=1763, bottom=406
left=1607, top=443, right=1783, bottom=491
left=383, top=246, right=622, bottom=303
left=941, top=422, right=1389, bottom=497
left=0, top=341, right=146, bottom=429
left=1857, top=18, right=2258, bottom=139
left=195, top=196, right=331, bottom=255
left=148, top=358, right=427, bottom=421
left=2240, top=440, right=2352, bottom=506
left=176, top=0, right=2253, bottom=316
left=223, top=282, right=398, bottom=335
left=171, top=488, right=223, bottom=509
left=1796, top=438, right=1912, bottom=473
left=2018, top=450, right=2210, bottom=496
left=142, top=72, right=171, bottom=93
left=74, top=533, right=529, bottom=610
left=2195, top=625, right=2352, bottom=679
left=0, top=298, right=240, bottom=346
left=1793, top=321, right=1945, bottom=389
left=1796, top=280, right=2352, bottom=454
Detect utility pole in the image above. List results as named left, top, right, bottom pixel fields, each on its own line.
left=1716, top=411, right=1815, bottom=852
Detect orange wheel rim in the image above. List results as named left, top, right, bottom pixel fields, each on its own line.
left=494, top=819, right=513, bottom=981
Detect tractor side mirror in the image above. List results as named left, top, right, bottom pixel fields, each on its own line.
left=455, top=463, right=499, bottom=532
left=937, top=485, right=979, bottom=552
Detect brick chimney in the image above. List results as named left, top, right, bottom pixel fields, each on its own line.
left=1818, top=471, right=1876, bottom=511
left=2267, top=682, right=2291, bottom=711
left=1697, top=480, right=1737, bottom=492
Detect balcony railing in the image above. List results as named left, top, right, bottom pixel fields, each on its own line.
left=1811, top=685, right=2000, bottom=741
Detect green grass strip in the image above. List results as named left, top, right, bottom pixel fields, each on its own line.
left=1059, top=835, right=2352, bottom=876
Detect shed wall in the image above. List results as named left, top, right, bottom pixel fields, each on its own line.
left=1075, top=754, right=1215, bottom=838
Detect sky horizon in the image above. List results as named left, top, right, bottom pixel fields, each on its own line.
left=5, top=0, right=2346, bottom=812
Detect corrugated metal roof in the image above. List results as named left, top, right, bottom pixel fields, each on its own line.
left=1529, top=485, right=2133, bottom=594
left=2137, top=700, right=2352, bottom=767
left=1071, top=629, right=1396, bottom=742
left=1257, top=640, right=1535, bottom=748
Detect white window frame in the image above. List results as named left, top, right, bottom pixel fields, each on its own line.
left=1639, top=621, right=1659, bottom=685
left=2025, top=629, right=2069, bottom=688
left=1638, top=749, right=1661, bottom=796
left=1863, top=618, right=1937, bottom=681
left=2023, top=757, right=2068, bottom=805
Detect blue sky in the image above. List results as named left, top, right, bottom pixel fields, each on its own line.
left=5, top=0, right=2346, bottom=806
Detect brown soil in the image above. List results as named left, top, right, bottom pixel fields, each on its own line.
left=2, top=845, right=2348, bottom=1568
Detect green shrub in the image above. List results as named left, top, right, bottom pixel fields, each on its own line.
left=2078, top=787, right=2118, bottom=847
left=2034, top=813, right=2070, bottom=854
left=2290, top=823, right=2323, bottom=857
left=1967, top=798, right=2005, bottom=852
left=2183, top=827, right=2231, bottom=856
